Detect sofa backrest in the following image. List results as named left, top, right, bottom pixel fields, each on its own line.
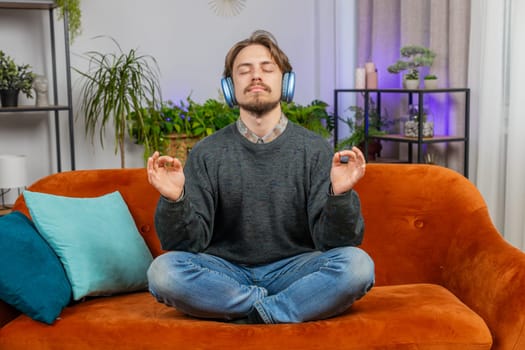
left=12, top=164, right=492, bottom=287
left=354, top=163, right=490, bottom=286
left=12, top=168, right=165, bottom=257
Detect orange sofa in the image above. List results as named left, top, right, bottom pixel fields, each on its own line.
left=1, top=164, right=524, bottom=350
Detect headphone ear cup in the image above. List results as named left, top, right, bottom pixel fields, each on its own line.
left=221, top=77, right=236, bottom=107
left=281, top=71, right=295, bottom=103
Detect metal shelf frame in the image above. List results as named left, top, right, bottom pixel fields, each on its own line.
left=0, top=0, right=75, bottom=171
left=333, top=88, right=470, bottom=177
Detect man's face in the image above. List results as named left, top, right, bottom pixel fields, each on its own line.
left=232, top=44, right=283, bottom=115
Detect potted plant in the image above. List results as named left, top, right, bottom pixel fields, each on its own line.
left=423, top=74, right=438, bottom=89
left=128, top=106, right=176, bottom=163
left=129, top=97, right=334, bottom=164
left=336, top=96, right=391, bottom=160
left=0, top=50, right=35, bottom=107
left=129, top=96, right=240, bottom=164
left=387, top=45, right=436, bottom=89
left=282, top=99, right=334, bottom=138
left=403, top=69, right=420, bottom=89
left=75, top=37, right=162, bottom=168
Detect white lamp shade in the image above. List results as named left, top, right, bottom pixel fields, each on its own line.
left=0, top=155, right=28, bottom=189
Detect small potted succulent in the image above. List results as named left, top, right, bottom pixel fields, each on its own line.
left=423, top=74, right=438, bottom=89
left=0, top=50, right=35, bottom=107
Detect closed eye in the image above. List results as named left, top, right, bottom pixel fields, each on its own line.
left=235, top=62, right=278, bottom=75
left=261, top=62, right=276, bottom=73
left=237, top=65, right=252, bottom=75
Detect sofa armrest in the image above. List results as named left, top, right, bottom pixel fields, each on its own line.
left=443, top=207, right=525, bottom=350
left=356, top=164, right=525, bottom=350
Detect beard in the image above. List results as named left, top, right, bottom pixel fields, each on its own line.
left=238, top=83, right=280, bottom=116
left=239, top=97, right=280, bottom=116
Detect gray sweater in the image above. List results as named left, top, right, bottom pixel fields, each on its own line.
left=154, top=122, right=364, bottom=265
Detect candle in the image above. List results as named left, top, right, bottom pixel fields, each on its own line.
left=355, top=68, right=366, bottom=89
left=365, top=62, right=376, bottom=73
left=366, top=70, right=378, bottom=89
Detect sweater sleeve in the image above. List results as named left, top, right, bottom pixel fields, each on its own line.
left=313, top=190, right=365, bottom=249
left=153, top=144, right=215, bottom=252
left=308, top=145, right=365, bottom=250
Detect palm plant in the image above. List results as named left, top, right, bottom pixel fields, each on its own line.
left=75, top=37, right=162, bottom=168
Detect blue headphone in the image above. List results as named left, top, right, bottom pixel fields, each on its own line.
left=221, top=71, right=295, bottom=108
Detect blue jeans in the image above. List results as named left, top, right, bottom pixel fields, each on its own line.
left=147, top=246, right=374, bottom=324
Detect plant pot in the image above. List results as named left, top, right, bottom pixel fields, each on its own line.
left=0, top=89, right=20, bottom=107
left=166, top=134, right=202, bottom=165
left=403, top=79, right=419, bottom=90
left=358, top=140, right=382, bottom=161
left=424, top=79, right=438, bottom=89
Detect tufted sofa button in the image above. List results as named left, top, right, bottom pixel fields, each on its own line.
left=140, top=225, right=151, bottom=233
left=414, top=219, right=425, bottom=229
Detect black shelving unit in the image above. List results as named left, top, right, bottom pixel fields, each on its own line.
left=0, top=1, right=75, bottom=172
left=334, top=88, right=470, bottom=177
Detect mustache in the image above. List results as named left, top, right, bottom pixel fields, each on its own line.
left=244, top=83, right=271, bottom=93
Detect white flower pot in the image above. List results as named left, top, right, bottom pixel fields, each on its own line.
left=404, top=79, right=419, bottom=90
left=424, top=79, right=438, bottom=89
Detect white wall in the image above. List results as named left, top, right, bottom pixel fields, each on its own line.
left=0, top=0, right=355, bottom=202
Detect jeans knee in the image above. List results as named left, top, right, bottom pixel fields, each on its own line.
left=330, top=247, right=375, bottom=293
left=147, top=251, right=192, bottom=299
left=147, top=254, right=165, bottom=288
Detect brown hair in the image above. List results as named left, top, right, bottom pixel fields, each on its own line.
left=223, top=30, right=293, bottom=77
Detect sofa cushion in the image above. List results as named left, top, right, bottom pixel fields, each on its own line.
left=23, top=191, right=154, bottom=301
left=0, top=284, right=492, bottom=350
left=12, top=169, right=164, bottom=258
left=0, top=211, right=72, bottom=324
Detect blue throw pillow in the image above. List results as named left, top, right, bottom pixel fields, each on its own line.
left=23, top=191, right=153, bottom=301
left=0, top=211, right=72, bottom=324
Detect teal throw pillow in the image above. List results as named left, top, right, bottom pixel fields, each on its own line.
left=0, top=211, right=72, bottom=324
left=23, top=191, right=153, bottom=301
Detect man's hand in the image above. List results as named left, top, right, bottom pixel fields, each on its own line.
left=330, top=147, right=366, bottom=195
left=147, top=151, right=185, bottom=201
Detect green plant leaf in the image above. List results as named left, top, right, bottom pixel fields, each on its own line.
left=0, top=50, right=35, bottom=97
left=336, top=95, right=392, bottom=151
left=74, top=37, right=162, bottom=167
